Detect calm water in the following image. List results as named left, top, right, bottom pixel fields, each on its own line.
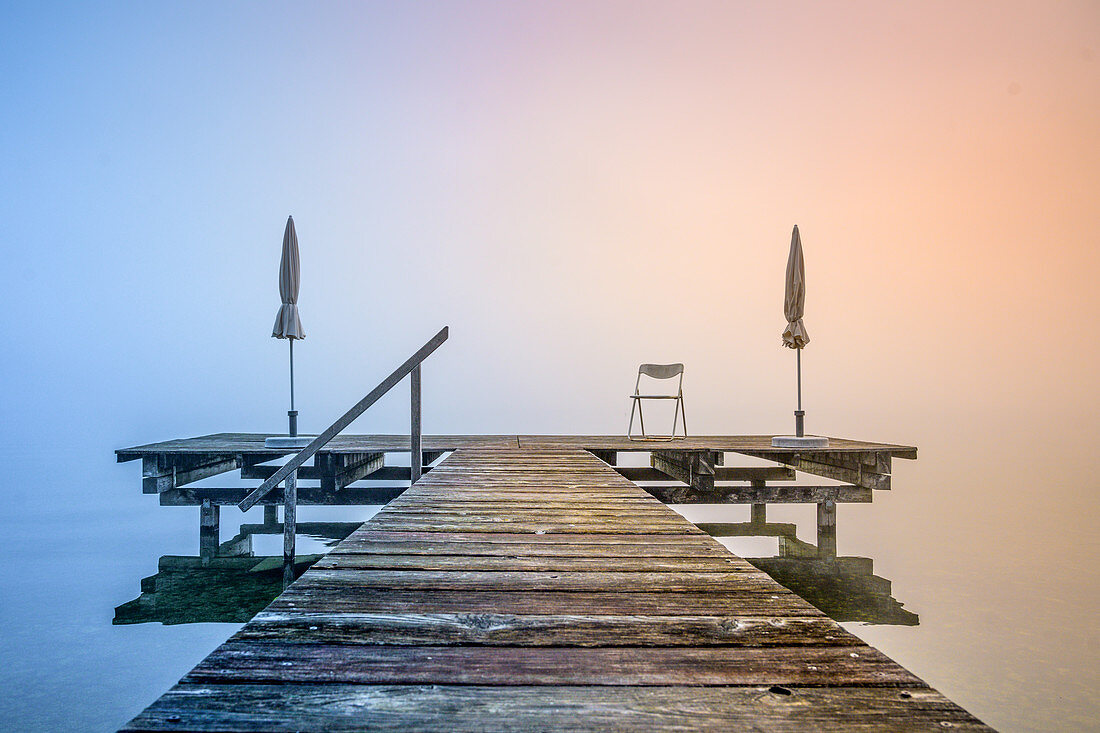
left=0, top=422, right=1096, bottom=731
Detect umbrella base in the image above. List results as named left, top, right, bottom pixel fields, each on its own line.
left=772, top=435, right=830, bottom=448
left=265, top=436, right=314, bottom=449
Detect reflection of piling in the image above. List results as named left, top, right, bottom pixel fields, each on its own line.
left=817, top=499, right=837, bottom=560
left=750, top=480, right=767, bottom=524
left=199, top=499, right=219, bottom=567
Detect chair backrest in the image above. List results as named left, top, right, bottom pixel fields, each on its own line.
left=634, top=363, right=684, bottom=396
left=639, top=363, right=684, bottom=379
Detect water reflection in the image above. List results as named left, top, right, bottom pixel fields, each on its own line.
left=117, top=517, right=916, bottom=628
left=113, top=521, right=360, bottom=625
left=699, top=520, right=918, bottom=626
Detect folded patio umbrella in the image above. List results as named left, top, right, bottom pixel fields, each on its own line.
left=775, top=224, right=825, bottom=445
left=272, top=216, right=304, bottom=436
left=782, top=225, right=809, bottom=349
left=273, top=216, right=305, bottom=340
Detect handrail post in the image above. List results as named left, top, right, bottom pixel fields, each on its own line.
left=411, top=364, right=422, bottom=484
left=283, top=469, right=297, bottom=587
left=238, top=326, right=448, bottom=512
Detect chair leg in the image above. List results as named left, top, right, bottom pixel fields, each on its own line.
left=638, top=401, right=646, bottom=438
left=628, top=399, right=638, bottom=439
left=678, top=397, right=687, bottom=437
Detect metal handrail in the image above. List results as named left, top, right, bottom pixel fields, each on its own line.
left=238, top=325, right=449, bottom=512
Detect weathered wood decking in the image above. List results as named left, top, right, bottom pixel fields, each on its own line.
left=121, top=447, right=988, bottom=731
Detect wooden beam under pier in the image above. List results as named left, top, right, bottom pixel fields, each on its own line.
left=650, top=450, right=723, bottom=491
left=160, top=486, right=407, bottom=507
left=615, top=465, right=796, bottom=482
left=143, top=454, right=241, bottom=494
left=642, top=483, right=871, bottom=504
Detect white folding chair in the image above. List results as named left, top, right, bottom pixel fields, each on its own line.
left=627, top=363, right=687, bottom=440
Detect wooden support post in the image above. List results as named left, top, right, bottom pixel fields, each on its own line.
left=199, top=499, right=219, bottom=567
left=264, top=505, right=278, bottom=525
left=411, top=364, right=422, bottom=484
left=282, top=469, right=297, bottom=588
left=817, top=499, right=837, bottom=561
left=750, top=481, right=766, bottom=524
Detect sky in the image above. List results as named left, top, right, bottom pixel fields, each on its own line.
left=1, top=4, right=1099, bottom=730
left=1, top=0, right=1098, bottom=493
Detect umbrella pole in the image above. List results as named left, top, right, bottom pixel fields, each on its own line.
left=795, top=348, right=805, bottom=437
left=288, top=338, right=298, bottom=437
left=285, top=338, right=298, bottom=583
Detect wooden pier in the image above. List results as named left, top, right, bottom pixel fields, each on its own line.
left=120, top=445, right=990, bottom=731
left=117, top=432, right=917, bottom=565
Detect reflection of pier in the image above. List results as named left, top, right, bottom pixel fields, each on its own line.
left=698, top=520, right=918, bottom=626
left=113, top=522, right=359, bottom=625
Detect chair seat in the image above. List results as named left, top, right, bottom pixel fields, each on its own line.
left=629, top=394, right=681, bottom=399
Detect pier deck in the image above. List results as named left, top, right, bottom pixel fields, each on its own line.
left=121, top=447, right=987, bottom=731
left=117, top=432, right=915, bottom=504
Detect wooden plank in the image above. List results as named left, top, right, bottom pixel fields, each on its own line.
left=267, top=589, right=826, bottom=617
left=332, top=539, right=731, bottom=557
left=342, top=531, right=724, bottom=546
left=373, top=507, right=692, bottom=520
left=313, top=554, right=758, bottom=573
left=384, top=499, right=665, bottom=510
left=122, top=684, right=988, bottom=732
left=238, top=612, right=859, bottom=647
left=185, top=642, right=923, bottom=687
left=300, top=568, right=788, bottom=592
left=361, top=520, right=700, bottom=534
